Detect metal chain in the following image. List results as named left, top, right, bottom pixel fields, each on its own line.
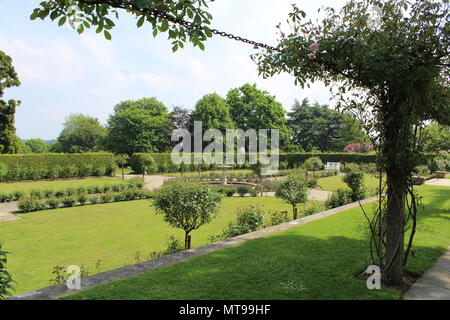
left=79, top=0, right=282, bottom=52
left=146, top=7, right=282, bottom=52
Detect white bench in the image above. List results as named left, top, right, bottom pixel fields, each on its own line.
left=324, top=162, right=341, bottom=171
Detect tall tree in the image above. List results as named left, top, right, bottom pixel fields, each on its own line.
left=288, top=98, right=366, bottom=152
left=0, top=51, right=21, bottom=154
left=226, top=84, right=292, bottom=150
left=105, top=98, right=172, bottom=155
left=254, top=0, right=450, bottom=284
left=192, top=93, right=235, bottom=131
left=24, top=138, right=47, bottom=153
left=58, top=114, right=107, bottom=153
left=170, top=106, right=192, bottom=131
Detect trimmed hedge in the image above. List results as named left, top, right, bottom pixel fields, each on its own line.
left=129, top=152, right=380, bottom=173
left=0, top=153, right=116, bottom=182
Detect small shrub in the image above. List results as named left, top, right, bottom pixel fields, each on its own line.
left=220, top=205, right=265, bottom=238
left=54, top=189, right=66, bottom=198
left=89, top=196, right=99, bottom=204
left=268, top=210, right=290, bottom=226
left=62, top=196, right=76, bottom=207
left=77, top=194, right=88, bottom=206
left=326, top=189, right=353, bottom=208
left=76, top=186, right=86, bottom=195
left=0, top=193, right=11, bottom=203
left=343, top=169, right=366, bottom=201
left=304, top=157, right=323, bottom=172
left=30, top=189, right=43, bottom=199
left=224, top=187, right=236, bottom=197
left=65, top=188, right=76, bottom=196
left=102, top=185, right=111, bottom=193
left=100, top=193, right=113, bottom=203
left=113, top=193, right=126, bottom=202
left=428, top=155, right=449, bottom=173
left=0, top=243, right=14, bottom=299
left=18, top=198, right=46, bottom=213
left=128, top=178, right=144, bottom=189
left=249, top=186, right=260, bottom=197
left=414, top=165, right=429, bottom=177
left=45, top=198, right=61, bottom=209
left=11, top=191, right=24, bottom=201
left=236, top=185, right=251, bottom=197
left=342, top=162, right=360, bottom=173
left=43, top=189, right=54, bottom=198
left=86, top=185, right=97, bottom=194
left=111, top=184, right=122, bottom=192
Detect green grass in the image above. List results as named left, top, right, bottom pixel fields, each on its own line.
left=0, top=197, right=319, bottom=294
left=0, top=177, right=127, bottom=194
left=162, top=169, right=253, bottom=177
left=317, top=174, right=383, bottom=192
left=66, top=185, right=450, bottom=300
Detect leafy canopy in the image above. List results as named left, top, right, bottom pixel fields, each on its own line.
left=105, top=97, right=172, bottom=155
left=31, top=0, right=214, bottom=51
left=58, top=113, right=107, bottom=153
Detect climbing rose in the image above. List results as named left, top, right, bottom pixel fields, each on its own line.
left=310, top=43, right=319, bottom=52
left=308, top=53, right=316, bottom=60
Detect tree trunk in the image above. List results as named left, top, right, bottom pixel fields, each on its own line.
left=184, top=231, right=192, bottom=250
left=121, top=164, right=125, bottom=180
left=382, top=101, right=410, bottom=285
left=384, top=172, right=406, bottom=285
left=293, top=206, right=298, bottom=220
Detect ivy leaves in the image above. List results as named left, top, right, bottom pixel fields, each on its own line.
left=30, top=0, right=213, bottom=52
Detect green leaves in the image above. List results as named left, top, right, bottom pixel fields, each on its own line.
left=104, top=30, right=112, bottom=40
left=31, top=0, right=213, bottom=51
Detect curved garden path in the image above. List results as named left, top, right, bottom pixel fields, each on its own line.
left=425, top=178, right=450, bottom=187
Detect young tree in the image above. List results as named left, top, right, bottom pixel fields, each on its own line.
left=141, top=154, right=155, bottom=179
left=343, top=170, right=366, bottom=201
left=105, top=98, right=173, bottom=155
left=0, top=50, right=21, bottom=154
left=58, top=114, right=107, bottom=153
left=153, top=183, right=222, bottom=250
left=275, top=176, right=308, bottom=220
left=254, top=0, right=450, bottom=284
left=115, top=154, right=129, bottom=180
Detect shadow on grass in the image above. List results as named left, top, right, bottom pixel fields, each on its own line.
left=66, top=233, right=405, bottom=300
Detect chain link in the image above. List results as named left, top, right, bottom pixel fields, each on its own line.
left=146, top=7, right=282, bottom=52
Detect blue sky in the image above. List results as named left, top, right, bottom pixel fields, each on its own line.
left=0, top=0, right=347, bottom=140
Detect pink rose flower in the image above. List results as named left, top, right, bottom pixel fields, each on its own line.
left=309, top=43, right=319, bottom=52
left=308, top=53, right=316, bottom=60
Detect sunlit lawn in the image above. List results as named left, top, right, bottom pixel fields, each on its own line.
left=0, top=196, right=320, bottom=294
left=67, top=185, right=450, bottom=300
left=317, top=174, right=384, bottom=192
left=0, top=177, right=127, bottom=195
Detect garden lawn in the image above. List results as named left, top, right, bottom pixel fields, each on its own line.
left=162, top=169, right=253, bottom=178
left=0, top=197, right=317, bottom=294
left=67, top=185, right=450, bottom=300
left=0, top=177, right=127, bottom=195
left=317, top=174, right=383, bottom=192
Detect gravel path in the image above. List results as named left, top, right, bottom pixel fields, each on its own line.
left=425, top=178, right=450, bottom=187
